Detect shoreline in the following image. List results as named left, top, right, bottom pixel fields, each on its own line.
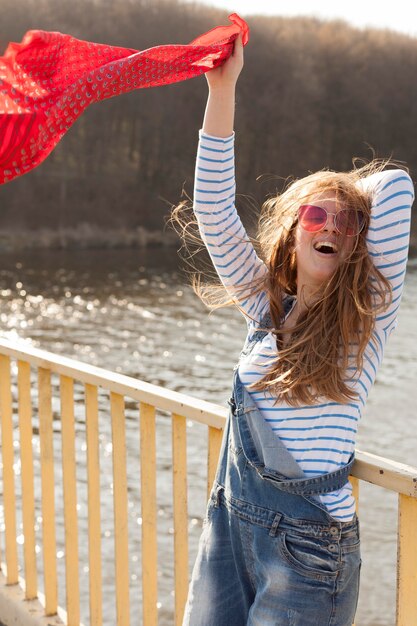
left=0, top=225, right=178, bottom=252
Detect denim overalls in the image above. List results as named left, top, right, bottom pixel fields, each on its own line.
left=183, top=303, right=361, bottom=626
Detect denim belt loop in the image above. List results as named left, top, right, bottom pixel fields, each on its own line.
left=269, top=512, right=283, bottom=537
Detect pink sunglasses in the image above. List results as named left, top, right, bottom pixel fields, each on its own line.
left=298, top=204, right=365, bottom=237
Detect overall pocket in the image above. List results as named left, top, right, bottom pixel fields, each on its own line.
left=278, top=530, right=340, bottom=580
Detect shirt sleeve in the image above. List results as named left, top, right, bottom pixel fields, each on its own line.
left=359, top=169, right=414, bottom=336
left=193, top=130, right=269, bottom=323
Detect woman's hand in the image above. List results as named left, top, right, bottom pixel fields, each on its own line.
left=205, top=34, right=244, bottom=92
left=202, top=34, right=244, bottom=137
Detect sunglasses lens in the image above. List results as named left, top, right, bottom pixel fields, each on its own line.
left=336, top=209, right=365, bottom=236
left=298, top=205, right=327, bottom=231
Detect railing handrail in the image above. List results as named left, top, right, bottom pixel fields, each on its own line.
left=0, top=339, right=226, bottom=428
left=352, top=449, right=417, bottom=497
left=1, top=338, right=416, bottom=497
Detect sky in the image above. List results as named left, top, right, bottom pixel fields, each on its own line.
left=183, top=0, right=417, bottom=38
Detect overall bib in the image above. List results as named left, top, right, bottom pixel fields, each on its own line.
left=183, top=307, right=361, bottom=626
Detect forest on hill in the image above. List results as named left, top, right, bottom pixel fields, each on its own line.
left=1, top=0, right=416, bottom=249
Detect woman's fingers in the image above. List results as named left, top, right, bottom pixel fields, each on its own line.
left=233, top=33, right=244, bottom=60
left=231, top=33, right=244, bottom=73
left=205, top=32, right=244, bottom=90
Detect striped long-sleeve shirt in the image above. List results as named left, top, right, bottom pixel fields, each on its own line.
left=194, top=130, right=414, bottom=521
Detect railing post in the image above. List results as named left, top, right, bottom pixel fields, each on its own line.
left=207, top=426, right=223, bottom=500
left=396, top=493, right=417, bottom=625
left=140, top=402, right=158, bottom=626
left=172, top=413, right=188, bottom=626
left=0, top=354, right=18, bottom=584
left=85, top=383, right=103, bottom=626
left=17, top=360, right=38, bottom=599
left=110, top=392, right=130, bottom=626
left=60, top=375, right=80, bottom=626
left=349, top=476, right=360, bottom=516
left=38, top=367, right=58, bottom=615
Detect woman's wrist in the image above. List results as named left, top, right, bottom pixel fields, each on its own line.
left=207, top=82, right=237, bottom=96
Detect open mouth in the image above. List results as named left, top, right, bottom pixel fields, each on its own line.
left=313, top=241, right=339, bottom=255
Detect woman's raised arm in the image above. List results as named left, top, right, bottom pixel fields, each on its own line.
left=361, top=169, right=414, bottom=337
left=202, top=34, right=244, bottom=138
left=193, top=34, right=269, bottom=324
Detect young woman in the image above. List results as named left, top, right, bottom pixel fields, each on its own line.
left=180, top=35, right=414, bottom=626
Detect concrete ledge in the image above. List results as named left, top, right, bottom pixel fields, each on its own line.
left=0, top=570, right=65, bottom=626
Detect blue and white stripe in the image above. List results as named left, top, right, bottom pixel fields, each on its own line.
left=194, top=130, right=414, bottom=521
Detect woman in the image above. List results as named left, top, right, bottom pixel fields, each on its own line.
left=180, top=34, right=414, bottom=625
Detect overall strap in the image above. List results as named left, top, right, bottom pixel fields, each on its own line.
left=238, top=295, right=296, bottom=364
left=247, top=295, right=295, bottom=345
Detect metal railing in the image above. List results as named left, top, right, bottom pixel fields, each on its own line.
left=0, top=339, right=415, bottom=626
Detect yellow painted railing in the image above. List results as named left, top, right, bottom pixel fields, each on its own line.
left=0, top=339, right=415, bottom=626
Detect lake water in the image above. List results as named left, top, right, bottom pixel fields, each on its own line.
left=0, top=247, right=416, bottom=626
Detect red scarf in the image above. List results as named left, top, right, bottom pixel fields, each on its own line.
left=0, top=13, right=249, bottom=184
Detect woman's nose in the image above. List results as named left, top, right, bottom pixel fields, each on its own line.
left=323, top=212, right=337, bottom=232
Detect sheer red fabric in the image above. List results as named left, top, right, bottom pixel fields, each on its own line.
left=0, top=13, right=249, bottom=184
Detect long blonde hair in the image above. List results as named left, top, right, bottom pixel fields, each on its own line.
left=171, top=159, right=397, bottom=406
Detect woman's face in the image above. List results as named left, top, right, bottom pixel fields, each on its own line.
left=293, top=193, right=357, bottom=293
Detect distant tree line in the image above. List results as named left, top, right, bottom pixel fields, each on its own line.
left=1, top=0, right=416, bottom=247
